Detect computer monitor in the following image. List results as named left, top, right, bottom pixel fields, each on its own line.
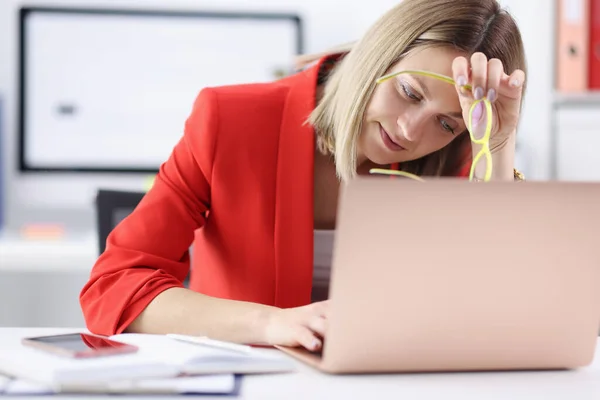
left=18, top=6, right=303, bottom=173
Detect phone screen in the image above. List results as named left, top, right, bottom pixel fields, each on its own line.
left=28, top=333, right=130, bottom=352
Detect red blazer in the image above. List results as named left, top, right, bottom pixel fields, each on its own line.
left=80, top=57, right=470, bottom=335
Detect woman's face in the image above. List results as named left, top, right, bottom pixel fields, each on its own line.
left=358, top=46, right=467, bottom=166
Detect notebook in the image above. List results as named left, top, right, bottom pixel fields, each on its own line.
left=0, top=330, right=294, bottom=393
left=110, top=332, right=296, bottom=375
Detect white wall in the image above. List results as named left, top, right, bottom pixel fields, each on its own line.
left=500, top=0, right=555, bottom=182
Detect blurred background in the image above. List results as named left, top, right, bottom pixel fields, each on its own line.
left=0, top=0, right=596, bottom=327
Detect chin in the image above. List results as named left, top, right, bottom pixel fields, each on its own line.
left=365, top=154, right=403, bottom=167
left=365, top=153, right=393, bottom=166
left=364, top=147, right=411, bottom=166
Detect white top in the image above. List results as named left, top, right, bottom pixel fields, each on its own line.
left=1, top=328, right=600, bottom=399
left=312, top=229, right=335, bottom=302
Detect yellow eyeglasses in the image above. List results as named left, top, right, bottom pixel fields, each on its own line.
left=368, top=69, right=493, bottom=182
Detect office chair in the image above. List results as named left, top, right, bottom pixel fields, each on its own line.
left=95, top=189, right=145, bottom=254
left=95, top=189, right=191, bottom=287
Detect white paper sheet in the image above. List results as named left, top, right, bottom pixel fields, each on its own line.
left=0, top=373, right=236, bottom=395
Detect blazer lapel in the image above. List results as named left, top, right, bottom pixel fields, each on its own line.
left=273, top=60, right=323, bottom=308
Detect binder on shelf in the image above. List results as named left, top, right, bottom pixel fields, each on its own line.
left=556, top=0, right=590, bottom=92
left=589, top=0, right=600, bottom=89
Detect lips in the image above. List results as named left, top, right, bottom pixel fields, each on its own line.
left=379, top=125, right=406, bottom=152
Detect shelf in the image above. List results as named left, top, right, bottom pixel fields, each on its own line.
left=553, top=91, right=600, bottom=106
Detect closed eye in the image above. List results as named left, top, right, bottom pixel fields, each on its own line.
left=438, top=117, right=456, bottom=135
left=398, top=79, right=458, bottom=135
left=399, top=81, right=422, bottom=102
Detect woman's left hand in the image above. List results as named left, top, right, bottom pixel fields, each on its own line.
left=452, top=52, right=525, bottom=151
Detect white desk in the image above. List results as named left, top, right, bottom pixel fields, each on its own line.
left=2, top=328, right=600, bottom=399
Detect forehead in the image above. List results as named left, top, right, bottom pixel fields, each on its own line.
left=392, top=45, right=466, bottom=76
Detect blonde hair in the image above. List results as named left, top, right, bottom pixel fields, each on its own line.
left=306, top=0, right=527, bottom=181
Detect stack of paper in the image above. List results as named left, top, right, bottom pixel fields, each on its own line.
left=0, top=373, right=239, bottom=395
left=0, top=330, right=295, bottom=395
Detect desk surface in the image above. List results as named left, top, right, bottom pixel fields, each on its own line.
left=2, top=328, right=599, bottom=399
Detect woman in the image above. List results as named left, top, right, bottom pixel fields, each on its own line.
left=80, top=0, right=527, bottom=352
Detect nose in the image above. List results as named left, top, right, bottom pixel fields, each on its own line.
left=396, top=113, right=425, bottom=142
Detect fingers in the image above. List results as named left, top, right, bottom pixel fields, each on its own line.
left=449, top=53, right=525, bottom=142
left=294, top=325, right=322, bottom=352
left=307, top=316, right=327, bottom=338
left=271, top=301, right=330, bottom=352
left=454, top=53, right=525, bottom=101
left=500, top=68, right=526, bottom=99
left=311, top=300, right=330, bottom=319
left=470, top=52, right=488, bottom=101
left=486, top=58, right=503, bottom=102
left=452, top=56, right=470, bottom=96
left=300, top=302, right=329, bottom=350
left=304, top=301, right=328, bottom=338
left=508, top=69, right=525, bottom=88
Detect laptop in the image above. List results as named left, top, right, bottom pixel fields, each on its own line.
left=277, top=177, right=600, bottom=374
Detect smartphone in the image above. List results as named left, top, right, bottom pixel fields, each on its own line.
left=21, top=332, right=138, bottom=358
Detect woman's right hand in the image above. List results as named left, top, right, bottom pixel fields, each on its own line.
left=263, top=300, right=329, bottom=352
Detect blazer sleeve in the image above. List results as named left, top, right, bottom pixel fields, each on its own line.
left=80, top=88, right=219, bottom=335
